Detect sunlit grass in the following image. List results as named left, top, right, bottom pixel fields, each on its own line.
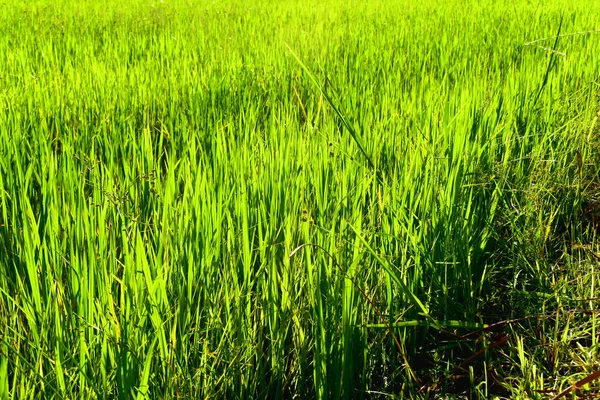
left=1, top=0, right=600, bottom=398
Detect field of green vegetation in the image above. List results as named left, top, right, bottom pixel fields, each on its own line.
left=1, top=0, right=600, bottom=398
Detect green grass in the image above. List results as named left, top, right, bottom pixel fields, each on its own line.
left=1, top=0, right=600, bottom=398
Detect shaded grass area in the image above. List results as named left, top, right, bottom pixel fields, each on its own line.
left=1, top=0, right=600, bottom=398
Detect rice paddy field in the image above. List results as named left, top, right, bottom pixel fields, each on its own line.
left=1, top=0, right=600, bottom=398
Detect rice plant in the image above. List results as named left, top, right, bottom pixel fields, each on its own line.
left=1, top=0, right=600, bottom=398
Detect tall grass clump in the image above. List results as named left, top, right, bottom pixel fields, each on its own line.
left=1, top=0, right=600, bottom=398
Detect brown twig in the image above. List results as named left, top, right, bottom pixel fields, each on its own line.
left=551, top=370, right=600, bottom=400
